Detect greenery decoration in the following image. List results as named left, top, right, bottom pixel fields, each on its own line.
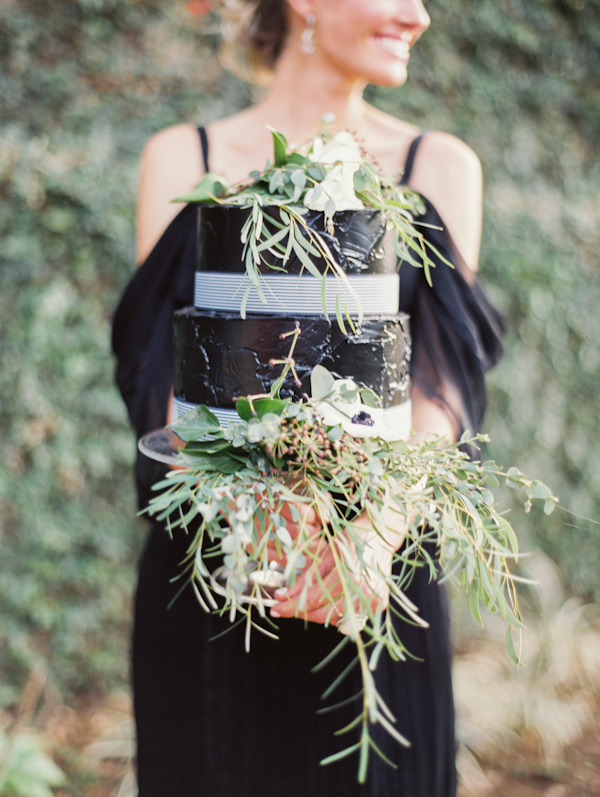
left=176, top=124, right=449, bottom=328
left=145, top=325, right=557, bottom=780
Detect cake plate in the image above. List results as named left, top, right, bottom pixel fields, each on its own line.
left=138, top=427, right=185, bottom=465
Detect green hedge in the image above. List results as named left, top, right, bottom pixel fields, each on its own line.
left=1, top=0, right=598, bottom=700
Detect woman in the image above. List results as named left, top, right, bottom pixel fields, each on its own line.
left=113, top=1, right=503, bottom=794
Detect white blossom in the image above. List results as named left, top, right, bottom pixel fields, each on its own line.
left=313, top=377, right=404, bottom=441
left=305, top=132, right=364, bottom=212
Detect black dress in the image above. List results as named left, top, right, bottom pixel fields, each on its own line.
left=112, top=130, right=503, bottom=796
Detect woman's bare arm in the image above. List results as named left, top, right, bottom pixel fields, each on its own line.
left=135, top=123, right=205, bottom=264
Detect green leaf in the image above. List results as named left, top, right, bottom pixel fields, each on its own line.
left=335, top=293, right=348, bottom=334
left=269, top=127, right=289, bottom=167
left=172, top=406, right=222, bottom=441
left=327, top=425, right=344, bottom=442
left=353, top=169, right=367, bottom=193
left=287, top=152, right=311, bottom=167
left=256, top=224, right=289, bottom=253
left=325, top=198, right=337, bottom=218
left=498, top=516, right=519, bottom=556
left=253, top=397, right=290, bottom=417
left=276, top=526, right=293, bottom=547
left=290, top=170, right=307, bottom=190
left=320, top=743, right=361, bottom=767
left=240, top=283, right=252, bottom=318
left=311, top=364, right=335, bottom=399
left=307, top=163, right=327, bottom=182
left=293, top=226, right=321, bottom=256
left=469, top=586, right=483, bottom=626
left=291, top=235, right=322, bottom=279
left=544, top=497, right=557, bottom=515
left=506, top=626, right=520, bottom=665
left=183, top=438, right=231, bottom=454
left=530, top=480, right=552, bottom=500
left=359, top=387, right=378, bottom=408
left=389, top=439, right=408, bottom=455
left=506, top=466, right=523, bottom=489
left=235, top=397, right=254, bottom=421
left=173, top=172, right=229, bottom=203
left=182, top=452, right=244, bottom=473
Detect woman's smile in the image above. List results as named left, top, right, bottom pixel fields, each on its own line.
left=373, top=34, right=411, bottom=62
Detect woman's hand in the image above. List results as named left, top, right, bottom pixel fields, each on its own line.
left=269, top=504, right=407, bottom=633
left=261, top=500, right=325, bottom=567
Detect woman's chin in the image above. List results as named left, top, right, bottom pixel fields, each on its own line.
left=368, top=67, right=409, bottom=88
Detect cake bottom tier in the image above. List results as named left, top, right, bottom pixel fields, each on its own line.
left=173, top=308, right=412, bottom=432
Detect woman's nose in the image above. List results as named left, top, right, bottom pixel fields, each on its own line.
left=396, top=0, right=430, bottom=37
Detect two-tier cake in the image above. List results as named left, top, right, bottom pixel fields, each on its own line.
left=173, top=205, right=412, bottom=435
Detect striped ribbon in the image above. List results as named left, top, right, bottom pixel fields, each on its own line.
left=194, top=272, right=399, bottom=316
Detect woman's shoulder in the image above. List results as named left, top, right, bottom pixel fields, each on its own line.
left=136, top=124, right=204, bottom=264
left=412, top=130, right=481, bottom=186
left=367, top=107, right=482, bottom=270
left=406, top=131, right=483, bottom=272
left=140, top=123, right=205, bottom=196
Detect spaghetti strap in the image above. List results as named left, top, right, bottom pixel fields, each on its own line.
left=400, top=133, right=426, bottom=186
left=197, top=126, right=210, bottom=173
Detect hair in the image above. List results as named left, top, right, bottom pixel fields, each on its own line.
left=214, top=0, right=289, bottom=85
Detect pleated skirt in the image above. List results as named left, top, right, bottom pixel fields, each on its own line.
left=132, top=521, right=457, bottom=796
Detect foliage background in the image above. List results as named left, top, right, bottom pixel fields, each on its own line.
left=1, top=0, right=598, bottom=732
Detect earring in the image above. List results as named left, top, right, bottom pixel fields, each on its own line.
left=300, top=13, right=316, bottom=55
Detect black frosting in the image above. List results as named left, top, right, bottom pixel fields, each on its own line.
left=198, top=206, right=397, bottom=275
left=176, top=206, right=409, bottom=410
left=174, top=309, right=410, bottom=408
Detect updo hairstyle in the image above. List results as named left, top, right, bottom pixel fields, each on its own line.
left=215, top=0, right=289, bottom=85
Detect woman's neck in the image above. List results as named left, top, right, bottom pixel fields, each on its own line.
left=253, top=48, right=370, bottom=143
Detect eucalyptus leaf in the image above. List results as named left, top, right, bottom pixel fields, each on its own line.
left=307, top=163, right=327, bottom=182
left=276, top=526, right=293, bottom=547
left=310, top=364, right=335, bottom=400
left=530, top=480, right=553, bottom=500
left=291, top=171, right=307, bottom=189
left=324, top=198, right=337, bottom=218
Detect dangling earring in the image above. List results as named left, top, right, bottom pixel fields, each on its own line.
left=300, top=13, right=316, bottom=55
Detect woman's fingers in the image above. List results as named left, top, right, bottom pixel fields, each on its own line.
left=270, top=552, right=387, bottom=624
left=279, top=500, right=324, bottom=541
left=270, top=555, right=337, bottom=618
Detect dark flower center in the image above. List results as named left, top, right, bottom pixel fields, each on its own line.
left=351, top=410, right=375, bottom=427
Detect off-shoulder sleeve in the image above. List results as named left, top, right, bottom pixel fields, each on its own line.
left=111, top=203, right=197, bottom=506
left=398, top=196, right=504, bottom=439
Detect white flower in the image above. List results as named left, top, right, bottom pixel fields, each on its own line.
left=305, top=131, right=364, bottom=213
left=310, top=131, right=362, bottom=166
left=313, top=376, right=403, bottom=442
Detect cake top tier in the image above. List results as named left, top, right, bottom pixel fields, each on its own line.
left=197, top=206, right=398, bottom=277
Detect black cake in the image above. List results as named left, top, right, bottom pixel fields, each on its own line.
left=173, top=205, right=412, bottom=434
